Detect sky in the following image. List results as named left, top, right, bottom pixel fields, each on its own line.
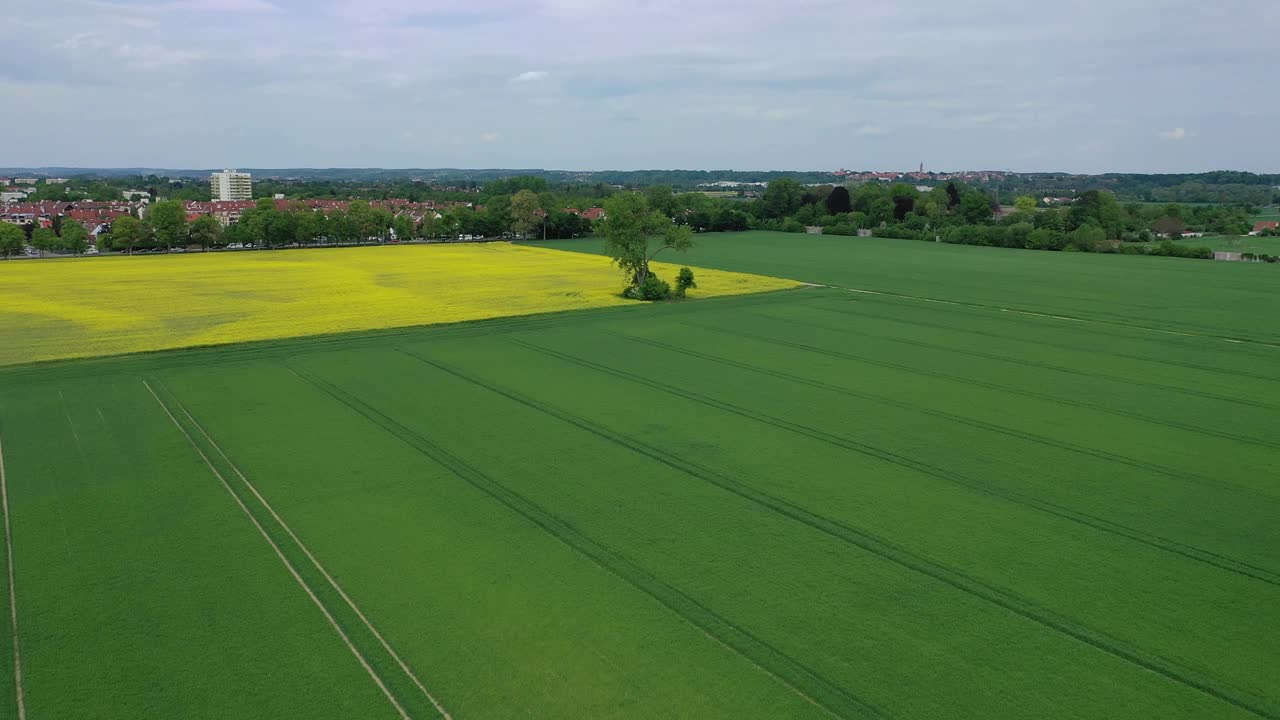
left=5, top=0, right=1277, bottom=173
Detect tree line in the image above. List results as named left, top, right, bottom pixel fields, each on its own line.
left=15, top=169, right=1280, bottom=206
left=722, top=179, right=1255, bottom=257
left=94, top=194, right=600, bottom=253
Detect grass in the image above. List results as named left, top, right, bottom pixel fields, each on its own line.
left=1, top=232, right=1277, bottom=718
left=0, top=242, right=796, bottom=366
left=525, top=231, right=1280, bottom=344
left=1149, top=235, right=1280, bottom=254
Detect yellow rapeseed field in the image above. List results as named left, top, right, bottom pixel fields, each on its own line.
left=0, top=243, right=799, bottom=366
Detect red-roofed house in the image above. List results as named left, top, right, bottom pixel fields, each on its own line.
left=1251, top=221, right=1278, bottom=236
left=581, top=207, right=606, bottom=221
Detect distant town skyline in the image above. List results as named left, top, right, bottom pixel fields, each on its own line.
left=6, top=0, right=1278, bottom=173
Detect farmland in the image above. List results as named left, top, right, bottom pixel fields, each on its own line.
left=2, top=234, right=1278, bottom=718
left=530, top=231, right=1280, bottom=343
left=1144, top=235, right=1280, bottom=254
left=0, top=242, right=795, bottom=367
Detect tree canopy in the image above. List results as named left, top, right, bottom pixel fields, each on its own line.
left=0, top=223, right=25, bottom=258
left=59, top=221, right=90, bottom=255
left=599, top=193, right=693, bottom=291
left=147, top=200, right=189, bottom=250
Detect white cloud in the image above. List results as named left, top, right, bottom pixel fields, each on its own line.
left=2, top=0, right=1274, bottom=171
left=165, top=0, right=281, bottom=12
left=510, top=70, right=548, bottom=84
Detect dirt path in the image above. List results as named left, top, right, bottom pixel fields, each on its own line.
left=0, top=433, right=26, bottom=720
left=143, top=381, right=412, bottom=720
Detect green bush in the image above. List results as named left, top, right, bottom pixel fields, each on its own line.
left=1148, top=241, right=1213, bottom=260
left=625, top=273, right=671, bottom=301
left=675, top=267, right=697, bottom=297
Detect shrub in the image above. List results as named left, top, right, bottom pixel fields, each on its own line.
left=823, top=224, right=856, bottom=236
left=1148, top=241, right=1213, bottom=260
left=675, top=267, right=697, bottom=297
left=625, top=273, right=671, bottom=300
left=872, top=226, right=928, bottom=240
left=1068, top=224, right=1106, bottom=252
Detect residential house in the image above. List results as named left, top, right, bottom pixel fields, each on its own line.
left=1250, top=221, right=1278, bottom=236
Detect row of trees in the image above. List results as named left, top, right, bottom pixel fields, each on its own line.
left=95, top=194, right=600, bottom=253
left=0, top=217, right=94, bottom=257
left=732, top=179, right=1256, bottom=255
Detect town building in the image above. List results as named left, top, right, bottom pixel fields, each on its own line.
left=210, top=169, right=252, bottom=201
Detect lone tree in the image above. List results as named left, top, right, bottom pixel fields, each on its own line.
left=600, top=192, right=693, bottom=292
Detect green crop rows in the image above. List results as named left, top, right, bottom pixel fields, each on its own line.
left=1, top=233, right=1277, bottom=718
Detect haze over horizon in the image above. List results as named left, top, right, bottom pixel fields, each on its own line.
left=7, top=0, right=1277, bottom=174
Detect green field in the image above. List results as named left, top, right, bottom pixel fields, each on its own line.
left=529, top=231, right=1280, bottom=343
left=1154, top=235, right=1280, bottom=254
left=2, top=234, right=1278, bottom=718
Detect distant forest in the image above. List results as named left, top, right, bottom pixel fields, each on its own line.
left=6, top=168, right=1279, bottom=206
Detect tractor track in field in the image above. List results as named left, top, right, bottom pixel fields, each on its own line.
left=0, top=432, right=26, bottom=720
left=509, top=338, right=1280, bottom=590
left=143, top=381, right=415, bottom=720
left=817, top=317, right=1280, bottom=413
left=401, top=344, right=1278, bottom=720
left=809, top=298, right=1280, bottom=385
left=164, top=379, right=454, bottom=720
left=287, top=363, right=879, bottom=720
left=709, top=315, right=1280, bottom=454
left=844, top=291, right=1280, bottom=359
left=613, top=330, right=1272, bottom=501
left=810, top=284, right=1280, bottom=350
left=880, top=333, right=1280, bottom=412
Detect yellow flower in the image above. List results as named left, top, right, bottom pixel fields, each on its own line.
left=0, top=243, right=798, bottom=366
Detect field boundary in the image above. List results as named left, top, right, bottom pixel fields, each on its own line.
left=160, top=384, right=453, bottom=720
left=142, top=381, right=414, bottom=720
left=0, top=433, right=25, bottom=720
left=401, top=345, right=1278, bottom=719
left=0, top=288, right=806, bottom=385
left=286, top=364, right=878, bottom=720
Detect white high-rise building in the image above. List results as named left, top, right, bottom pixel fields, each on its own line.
left=210, top=169, right=252, bottom=201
